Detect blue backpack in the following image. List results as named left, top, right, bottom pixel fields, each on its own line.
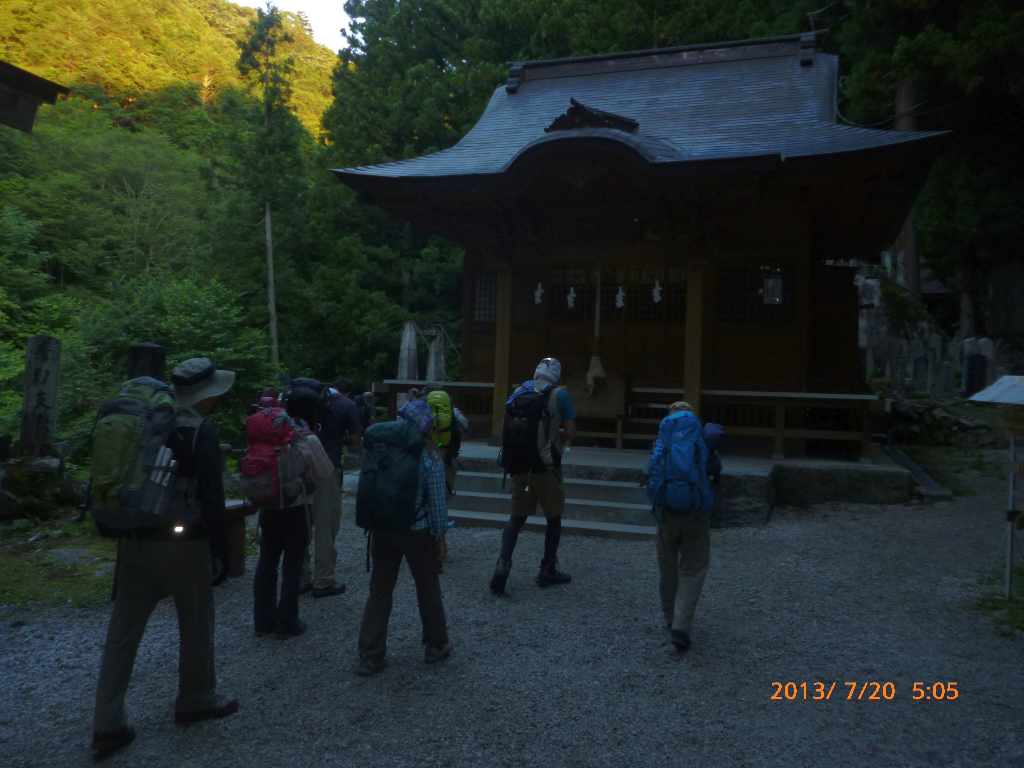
left=647, top=410, right=714, bottom=516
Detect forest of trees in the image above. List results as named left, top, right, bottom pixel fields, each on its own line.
left=1, top=0, right=1022, bottom=452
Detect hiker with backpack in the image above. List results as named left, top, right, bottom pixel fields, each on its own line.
left=424, top=382, right=466, bottom=572
left=647, top=402, right=719, bottom=653
left=490, top=357, right=577, bottom=594
left=424, top=382, right=468, bottom=492
left=90, top=358, right=239, bottom=759
left=246, top=387, right=335, bottom=638
left=355, top=399, right=452, bottom=675
left=290, top=377, right=362, bottom=598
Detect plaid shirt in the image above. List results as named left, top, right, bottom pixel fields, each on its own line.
left=412, top=448, right=448, bottom=536
left=292, top=432, right=335, bottom=481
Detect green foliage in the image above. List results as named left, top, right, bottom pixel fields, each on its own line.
left=831, top=0, right=1024, bottom=333
left=64, top=276, right=277, bottom=448
left=0, top=517, right=117, bottom=611
left=0, top=0, right=335, bottom=131
left=877, top=272, right=933, bottom=339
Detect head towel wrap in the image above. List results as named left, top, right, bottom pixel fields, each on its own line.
left=534, top=357, right=562, bottom=384
left=399, top=399, right=434, bottom=435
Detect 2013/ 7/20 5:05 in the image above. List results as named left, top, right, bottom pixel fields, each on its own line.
left=770, top=682, right=959, bottom=700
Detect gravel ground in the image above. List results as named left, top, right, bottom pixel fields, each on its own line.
left=2, top=467, right=1023, bottom=768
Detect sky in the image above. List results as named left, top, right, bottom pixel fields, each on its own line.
left=233, top=1, right=350, bottom=53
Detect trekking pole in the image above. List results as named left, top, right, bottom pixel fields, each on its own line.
left=1007, top=435, right=1017, bottom=599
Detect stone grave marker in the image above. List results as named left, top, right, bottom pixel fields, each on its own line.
left=964, top=353, right=987, bottom=396
left=911, top=357, right=929, bottom=394
left=907, top=338, right=924, bottom=359
left=936, top=360, right=954, bottom=400
left=978, top=338, right=997, bottom=384
left=947, top=339, right=961, bottom=364
left=18, top=333, right=61, bottom=457
left=891, top=356, right=906, bottom=396
left=127, top=342, right=166, bottom=381
left=927, top=332, right=942, bottom=355
left=963, top=337, right=979, bottom=357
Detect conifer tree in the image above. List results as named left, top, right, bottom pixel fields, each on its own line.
left=236, top=2, right=298, bottom=365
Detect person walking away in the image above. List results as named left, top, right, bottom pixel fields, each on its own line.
left=355, top=400, right=452, bottom=675
left=647, top=402, right=715, bottom=653
left=425, top=383, right=465, bottom=572
left=246, top=387, right=334, bottom=638
left=90, top=358, right=239, bottom=759
left=354, top=391, right=378, bottom=430
left=256, top=386, right=281, bottom=410
left=296, top=377, right=362, bottom=597
left=490, top=357, right=576, bottom=594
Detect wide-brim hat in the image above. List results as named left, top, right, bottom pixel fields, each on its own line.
left=172, top=357, right=236, bottom=408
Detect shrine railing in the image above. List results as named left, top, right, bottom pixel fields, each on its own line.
left=373, top=380, right=882, bottom=462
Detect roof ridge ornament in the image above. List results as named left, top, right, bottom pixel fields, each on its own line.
left=799, top=32, right=815, bottom=67
left=544, top=98, right=639, bottom=134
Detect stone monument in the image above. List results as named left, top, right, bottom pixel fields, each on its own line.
left=936, top=360, right=954, bottom=400
left=890, top=356, right=906, bottom=396
left=911, top=357, right=929, bottom=394
left=18, top=334, right=61, bottom=458
left=127, top=342, right=166, bottom=381
left=964, top=353, right=987, bottom=396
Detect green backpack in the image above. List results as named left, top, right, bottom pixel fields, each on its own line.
left=355, top=418, right=425, bottom=532
left=90, top=377, right=200, bottom=533
left=426, top=390, right=453, bottom=449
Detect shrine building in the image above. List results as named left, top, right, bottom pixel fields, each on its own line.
left=333, top=32, right=948, bottom=460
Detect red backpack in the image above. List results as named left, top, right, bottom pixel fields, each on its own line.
left=239, top=408, right=309, bottom=509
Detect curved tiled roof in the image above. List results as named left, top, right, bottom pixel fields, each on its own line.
left=333, top=33, right=947, bottom=186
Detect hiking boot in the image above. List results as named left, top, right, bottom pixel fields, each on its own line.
left=276, top=620, right=307, bottom=639
left=298, top=582, right=313, bottom=596
left=175, top=694, right=239, bottom=725
left=91, top=726, right=135, bottom=759
left=536, top=559, right=571, bottom=587
left=312, top=582, right=346, bottom=598
left=356, top=655, right=388, bottom=677
left=670, top=630, right=691, bottom=652
left=424, top=642, right=453, bottom=664
left=489, top=558, right=511, bottom=594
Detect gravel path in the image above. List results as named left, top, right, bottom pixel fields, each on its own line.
left=2, top=473, right=1022, bottom=767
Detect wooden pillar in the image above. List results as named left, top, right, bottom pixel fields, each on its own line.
left=683, top=263, right=705, bottom=419
left=490, top=267, right=513, bottom=437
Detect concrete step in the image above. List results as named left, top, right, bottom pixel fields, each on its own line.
left=447, top=509, right=656, bottom=540
left=455, top=471, right=649, bottom=504
left=447, top=488, right=655, bottom=527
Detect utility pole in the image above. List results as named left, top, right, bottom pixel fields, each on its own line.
left=895, top=80, right=920, bottom=298
left=265, top=200, right=279, bottom=364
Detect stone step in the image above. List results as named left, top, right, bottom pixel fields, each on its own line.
left=456, top=455, right=647, bottom=484
left=455, top=471, right=649, bottom=504
left=447, top=509, right=656, bottom=541
left=447, top=489, right=655, bottom=527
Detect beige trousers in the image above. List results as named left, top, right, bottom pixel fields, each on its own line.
left=657, top=513, right=711, bottom=635
left=93, top=537, right=216, bottom=731
left=303, top=467, right=342, bottom=589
